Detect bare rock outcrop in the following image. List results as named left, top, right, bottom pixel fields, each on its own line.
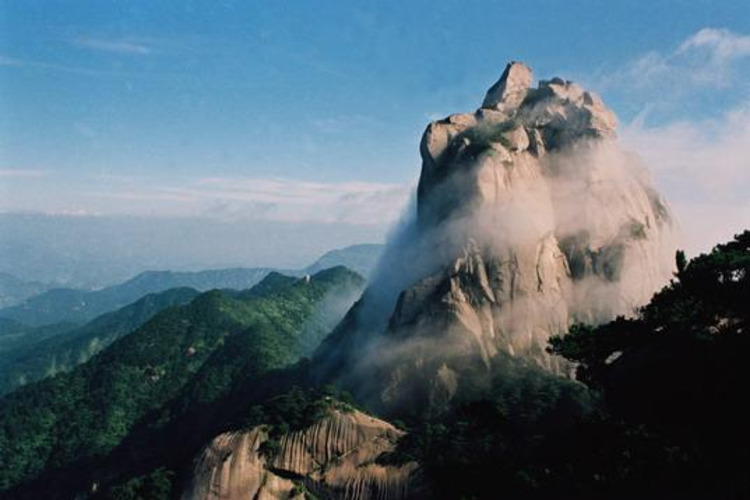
left=482, top=61, right=533, bottom=111
left=182, top=407, right=418, bottom=500
left=314, top=61, right=677, bottom=416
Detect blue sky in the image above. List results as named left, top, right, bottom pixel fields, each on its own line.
left=1, top=0, right=750, bottom=266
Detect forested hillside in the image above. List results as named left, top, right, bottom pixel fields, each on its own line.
left=0, top=267, right=364, bottom=498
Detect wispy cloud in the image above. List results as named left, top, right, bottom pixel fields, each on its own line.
left=588, top=27, right=750, bottom=255
left=622, top=103, right=750, bottom=256
left=0, top=168, right=47, bottom=178
left=597, top=27, right=750, bottom=101
left=677, top=28, right=750, bottom=64
left=83, top=176, right=413, bottom=226
left=71, top=36, right=154, bottom=55
left=0, top=55, right=107, bottom=76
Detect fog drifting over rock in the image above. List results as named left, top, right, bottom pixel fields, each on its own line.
left=314, top=62, right=678, bottom=415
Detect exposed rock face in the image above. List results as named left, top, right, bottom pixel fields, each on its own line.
left=314, top=61, right=677, bottom=417
left=182, top=408, right=418, bottom=500
left=482, top=61, right=533, bottom=111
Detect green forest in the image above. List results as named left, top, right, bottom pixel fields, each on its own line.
left=0, top=231, right=748, bottom=499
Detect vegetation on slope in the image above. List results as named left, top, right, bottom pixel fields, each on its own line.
left=0, top=267, right=364, bottom=497
left=4, top=231, right=747, bottom=499
left=386, top=230, right=749, bottom=498
left=547, top=229, right=750, bottom=496
left=0, top=319, right=75, bottom=358
left=0, top=287, right=200, bottom=396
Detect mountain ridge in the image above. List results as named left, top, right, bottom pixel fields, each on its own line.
left=0, top=267, right=365, bottom=497
left=0, top=287, right=201, bottom=395
left=0, top=244, right=383, bottom=328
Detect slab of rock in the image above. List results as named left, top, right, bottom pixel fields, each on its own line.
left=182, top=407, right=419, bottom=500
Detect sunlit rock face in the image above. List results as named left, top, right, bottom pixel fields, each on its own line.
left=182, top=408, right=418, bottom=500
left=314, top=61, right=677, bottom=416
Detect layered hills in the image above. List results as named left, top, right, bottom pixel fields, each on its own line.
left=0, top=243, right=383, bottom=328
left=3, top=61, right=746, bottom=500
left=0, top=287, right=201, bottom=395
left=0, top=267, right=364, bottom=497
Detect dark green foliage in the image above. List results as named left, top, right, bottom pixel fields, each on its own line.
left=240, top=385, right=357, bottom=437
left=546, top=230, right=750, bottom=497
left=0, top=319, right=75, bottom=357
left=675, top=249, right=688, bottom=276
left=0, top=288, right=200, bottom=395
left=103, top=468, right=174, bottom=500
left=0, top=267, right=364, bottom=497
left=628, top=220, right=647, bottom=240
left=460, top=120, right=519, bottom=160
left=559, top=231, right=625, bottom=282
left=385, top=231, right=750, bottom=498
left=258, top=439, right=282, bottom=460
left=379, top=357, right=602, bottom=497
left=5, top=229, right=748, bottom=499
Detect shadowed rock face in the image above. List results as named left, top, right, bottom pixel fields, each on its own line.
left=182, top=408, right=418, bottom=500
left=314, top=61, right=677, bottom=417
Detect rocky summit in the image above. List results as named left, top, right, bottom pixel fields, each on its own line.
left=315, top=61, right=677, bottom=416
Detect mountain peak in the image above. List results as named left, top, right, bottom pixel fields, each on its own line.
left=418, top=60, right=620, bottom=229
left=482, top=61, right=533, bottom=110
left=318, top=60, right=677, bottom=416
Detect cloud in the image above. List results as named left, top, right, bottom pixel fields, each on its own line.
left=0, top=55, right=106, bottom=76
left=81, top=176, right=413, bottom=226
left=71, top=36, right=153, bottom=55
left=582, top=27, right=750, bottom=256
left=635, top=28, right=750, bottom=89
left=0, top=168, right=47, bottom=178
left=621, top=103, right=750, bottom=256
left=596, top=27, right=750, bottom=106
left=677, top=28, right=750, bottom=62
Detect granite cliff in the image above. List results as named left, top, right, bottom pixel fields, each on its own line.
left=314, top=61, right=676, bottom=415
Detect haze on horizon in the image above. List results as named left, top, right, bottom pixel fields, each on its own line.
left=1, top=0, right=749, bottom=286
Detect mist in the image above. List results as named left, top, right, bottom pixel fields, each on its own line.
left=314, top=82, right=681, bottom=412
left=0, top=213, right=388, bottom=287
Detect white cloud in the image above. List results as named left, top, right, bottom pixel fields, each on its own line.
left=0, top=55, right=105, bottom=76
left=71, top=36, right=153, bottom=55
left=622, top=104, right=750, bottom=256
left=584, top=27, right=750, bottom=256
left=601, top=27, right=750, bottom=93
left=79, top=176, right=413, bottom=226
left=0, top=168, right=47, bottom=178
left=677, top=28, right=750, bottom=61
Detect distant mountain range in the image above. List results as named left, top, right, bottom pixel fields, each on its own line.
left=0, top=273, right=54, bottom=309
left=0, top=212, right=389, bottom=289
left=304, top=243, right=383, bottom=277
left=0, top=243, right=383, bottom=327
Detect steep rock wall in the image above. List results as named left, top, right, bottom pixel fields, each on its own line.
left=314, top=61, right=677, bottom=416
